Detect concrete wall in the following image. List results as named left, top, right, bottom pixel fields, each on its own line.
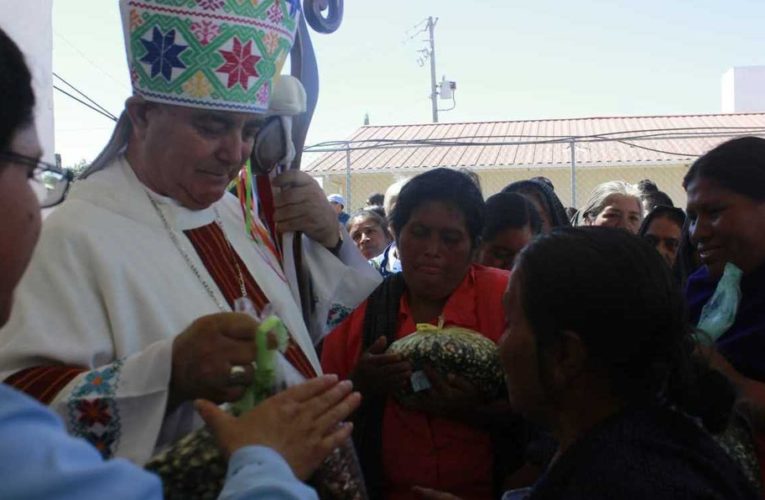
left=722, top=66, right=765, bottom=113
left=0, top=1, right=55, bottom=162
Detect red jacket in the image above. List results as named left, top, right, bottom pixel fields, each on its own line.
left=322, top=265, right=510, bottom=500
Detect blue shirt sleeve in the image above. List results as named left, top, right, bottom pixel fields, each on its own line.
left=0, top=383, right=162, bottom=500
left=0, top=383, right=317, bottom=500
left=220, top=446, right=319, bottom=500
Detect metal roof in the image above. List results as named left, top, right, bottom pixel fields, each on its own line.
left=304, top=112, right=765, bottom=174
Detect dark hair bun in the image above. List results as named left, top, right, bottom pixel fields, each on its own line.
left=638, top=179, right=659, bottom=193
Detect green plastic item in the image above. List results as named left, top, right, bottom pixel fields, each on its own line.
left=231, top=301, right=288, bottom=416
left=696, top=262, right=743, bottom=345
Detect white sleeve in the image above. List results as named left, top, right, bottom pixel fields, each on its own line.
left=47, top=338, right=197, bottom=465
left=300, top=226, right=382, bottom=343
left=0, top=212, right=196, bottom=465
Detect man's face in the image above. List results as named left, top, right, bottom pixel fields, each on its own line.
left=686, top=177, right=765, bottom=279
left=330, top=202, right=343, bottom=215
left=137, top=104, right=262, bottom=210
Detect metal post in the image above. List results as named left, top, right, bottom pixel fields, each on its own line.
left=569, top=138, right=577, bottom=208
left=428, top=17, right=438, bottom=123
left=345, top=143, right=352, bottom=210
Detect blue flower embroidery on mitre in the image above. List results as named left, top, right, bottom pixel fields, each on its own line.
left=140, top=26, right=187, bottom=81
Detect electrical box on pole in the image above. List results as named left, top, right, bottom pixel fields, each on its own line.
left=439, top=77, right=456, bottom=100
left=407, top=16, right=456, bottom=123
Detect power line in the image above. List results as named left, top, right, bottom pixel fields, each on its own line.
left=303, top=127, right=765, bottom=156
left=306, top=126, right=765, bottom=148
left=53, top=31, right=130, bottom=91
left=613, top=139, right=699, bottom=157
left=53, top=85, right=117, bottom=122
left=53, top=72, right=118, bottom=121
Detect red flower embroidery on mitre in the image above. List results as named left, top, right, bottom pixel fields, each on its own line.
left=216, top=37, right=261, bottom=90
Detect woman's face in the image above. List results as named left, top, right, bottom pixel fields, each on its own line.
left=0, top=124, right=43, bottom=326
left=588, top=194, right=642, bottom=234
left=348, top=215, right=389, bottom=259
left=686, top=177, right=765, bottom=279
left=643, top=215, right=682, bottom=268
left=478, top=225, right=534, bottom=271
left=397, top=200, right=473, bottom=302
left=499, top=273, right=547, bottom=422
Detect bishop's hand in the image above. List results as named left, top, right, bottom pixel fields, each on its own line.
left=272, top=170, right=341, bottom=249
left=169, top=312, right=258, bottom=409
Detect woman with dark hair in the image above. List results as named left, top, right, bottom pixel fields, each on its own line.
left=322, top=168, right=512, bottom=499
left=675, top=219, right=702, bottom=288
left=502, top=179, right=570, bottom=232
left=637, top=178, right=675, bottom=213
left=500, top=227, right=756, bottom=499
left=0, top=27, right=358, bottom=499
left=479, top=192, right=542, bottom=271
left=638, top=205, right=685, bottom=268
left=347, top=209, right=392, bottom=260
left=684, top=136, right=765, bottom=483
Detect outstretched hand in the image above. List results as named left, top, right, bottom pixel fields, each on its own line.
left=196, top=374, right=361, bottom=480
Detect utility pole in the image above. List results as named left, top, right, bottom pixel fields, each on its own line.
left=427, top=16, right=439, bottom=123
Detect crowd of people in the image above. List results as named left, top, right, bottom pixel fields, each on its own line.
left=1, top=1, right=765, bottom=499
left=328, top=149, right=765, bottom=500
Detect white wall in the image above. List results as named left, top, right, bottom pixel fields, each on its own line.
left=0, top=1, right=55, bottom=162
left=722, top=66, right=765, bottom=113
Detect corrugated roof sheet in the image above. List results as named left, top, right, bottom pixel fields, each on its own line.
left=304, top=112, right=765, bottom=174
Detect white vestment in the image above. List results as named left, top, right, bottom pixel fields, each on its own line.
left=0, top=157, right=380, bottom=464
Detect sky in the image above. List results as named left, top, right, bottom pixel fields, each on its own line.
left=50, top=0, right=765, bottom=167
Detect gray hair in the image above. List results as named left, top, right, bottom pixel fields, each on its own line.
left=383, top=177, right=410, bottom=217
left=576, top=180, right=642, bottom=225
left=78, top=111, right=132, bottom=179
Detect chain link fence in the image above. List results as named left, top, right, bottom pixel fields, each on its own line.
left=313, top=162, right=691, bottom=216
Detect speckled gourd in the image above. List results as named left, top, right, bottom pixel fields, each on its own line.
left=386, top=320, right=505, bottom=402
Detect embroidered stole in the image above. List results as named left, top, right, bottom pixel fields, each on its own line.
left=185, top=222, right=316, bottom=379
left=5, top=366, right=87, bottom=404
left=4, top=221, right=317, bottom=405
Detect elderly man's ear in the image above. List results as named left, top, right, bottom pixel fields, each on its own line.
left=125, top=96, right=158, bottom=140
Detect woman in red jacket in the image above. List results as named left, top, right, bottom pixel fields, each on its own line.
left=322, top=168, right=513, bottom=500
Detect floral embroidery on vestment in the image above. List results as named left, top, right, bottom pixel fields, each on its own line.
left=327, top=303, right=353, bottom=331
left=67, top=359, right=124, bottom=459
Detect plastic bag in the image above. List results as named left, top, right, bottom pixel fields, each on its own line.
left=697, top=262, right=743, bottom=345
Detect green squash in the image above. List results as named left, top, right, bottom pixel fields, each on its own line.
left=386, top=321, right=505, bottom=402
